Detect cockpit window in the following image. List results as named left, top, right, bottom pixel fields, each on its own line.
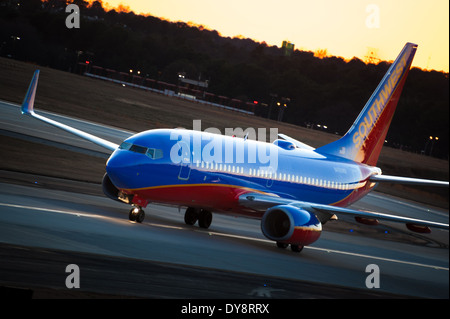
left=119, top=141, right=163, bottom=160
left=119, top=141, right=132, bottom=150
left=146, top=148, right=154, bottom=158
left=148, top=148, right=163, bottom=160
left=130, top=144, right=147, bottom=154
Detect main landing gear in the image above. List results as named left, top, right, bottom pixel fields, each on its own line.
left=184, top=207, right=212, bottom=229
left=129, top=206, right=145, bottom=223
left=276, top=242, right=304, bottom=253
left=127, top=206, right=212, bottom=229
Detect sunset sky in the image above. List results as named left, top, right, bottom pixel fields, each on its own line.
left=98, top=0, right=449, bottom=72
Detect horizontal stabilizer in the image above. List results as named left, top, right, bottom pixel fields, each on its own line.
left=369, top=174, right=449, bottom=187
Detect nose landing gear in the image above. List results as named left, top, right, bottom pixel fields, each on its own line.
left=129, top=206, right=145, bottom=223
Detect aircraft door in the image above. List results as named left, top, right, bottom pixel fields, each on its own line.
left=178, top=141, right=191, bottom=180
left=266, top=166, right=274, bottom=188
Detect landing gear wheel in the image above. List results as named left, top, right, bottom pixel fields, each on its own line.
left=129, top=206, right=145, bottom=223
left=290, top=244, right=304, bottom=253
left=184, top=207, right=199, bottom=225
left=276, top=242, right=289, bottom=249
left=198, top=209, right=212, bottom=229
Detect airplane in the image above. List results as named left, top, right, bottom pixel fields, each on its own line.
left=20, top=42, right=448, bottom=252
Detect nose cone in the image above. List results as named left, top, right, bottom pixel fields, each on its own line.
left=106, top=150, right=140, bottom=189
left=106, top=149, right=128, bottom=169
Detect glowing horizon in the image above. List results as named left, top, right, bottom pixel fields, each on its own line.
left=93, top=0, right=449, bottom=72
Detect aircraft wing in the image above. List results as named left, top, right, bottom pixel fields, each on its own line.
left=21, top=70, right=119, bottom=152
left=238, top=192, right=449, bottom=231
left=278, top=133, right=315, bottom=150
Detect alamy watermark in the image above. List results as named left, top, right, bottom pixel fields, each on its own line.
left=365, top=4, right=380, bottom=29
left=65, top=4, right=80, bottom=29
left=65, top=264, right=80, bottom=289
left=365, top=264, right=380, bottom=288
left=170, top=120, right=279, bottom=171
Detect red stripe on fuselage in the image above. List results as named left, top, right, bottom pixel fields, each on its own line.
left=123, top=184, right=269, bottom=217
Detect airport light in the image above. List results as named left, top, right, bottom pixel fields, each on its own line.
left=428, top=136, right=439, bottom=156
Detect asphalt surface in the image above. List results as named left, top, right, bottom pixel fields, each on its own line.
left=0, top=100, right=448, bottom=299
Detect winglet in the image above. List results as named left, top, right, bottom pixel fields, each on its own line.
left=19, top=70, right=119, bottom=152
left=21, top=69, right=40, bottom=115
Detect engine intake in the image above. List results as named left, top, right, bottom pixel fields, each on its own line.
left=261, top=205, right=322, bottom=246
left=102, top=173, right=132, bottom=203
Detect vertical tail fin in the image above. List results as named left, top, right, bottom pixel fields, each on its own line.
left=316, top=43, right=417, bottom=166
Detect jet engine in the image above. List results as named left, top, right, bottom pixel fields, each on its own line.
left=102, top=173, right=121, bottom=202
left=261, top=205, right=322, bottom=248
left=102, top=173, right=134, bottom=204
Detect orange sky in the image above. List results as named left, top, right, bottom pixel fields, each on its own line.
left=97, top=0, right=449, bottom=72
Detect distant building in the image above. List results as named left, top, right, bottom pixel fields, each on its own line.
left=282, top=41, right=295, bottom=56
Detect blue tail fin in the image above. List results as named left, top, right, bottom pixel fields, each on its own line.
left=316, top=43, right=417, bottom=166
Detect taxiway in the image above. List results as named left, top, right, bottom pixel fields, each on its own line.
left=0, top=100, right=448, bottom=298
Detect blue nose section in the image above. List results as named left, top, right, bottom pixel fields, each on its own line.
left=106, top=150, right=142, bottom=189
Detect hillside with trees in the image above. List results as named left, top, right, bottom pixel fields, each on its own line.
left=1, top=0, right=448, bottom=158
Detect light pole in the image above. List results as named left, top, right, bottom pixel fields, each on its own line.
left=429, top=136, right=439, bottom=156
left=277, top=97, right=290, bottom=122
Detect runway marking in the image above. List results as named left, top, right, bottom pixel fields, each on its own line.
left=202, top=230, right=449, bottom=271
left=1, top=202, right=448, bottom=271
left=0, top=202, right=109, bottom=220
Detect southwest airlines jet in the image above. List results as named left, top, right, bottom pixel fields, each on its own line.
left=21, top=43, right=448, bottom=252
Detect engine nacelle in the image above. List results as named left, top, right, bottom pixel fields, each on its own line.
left=261, top=205, right=322, bottom=246
left=102, top=173, right=134, bottom=204
left=102, top=173, right=121, bottom=202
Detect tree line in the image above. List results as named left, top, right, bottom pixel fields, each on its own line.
left=1, top=0, right=448, bottom=158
